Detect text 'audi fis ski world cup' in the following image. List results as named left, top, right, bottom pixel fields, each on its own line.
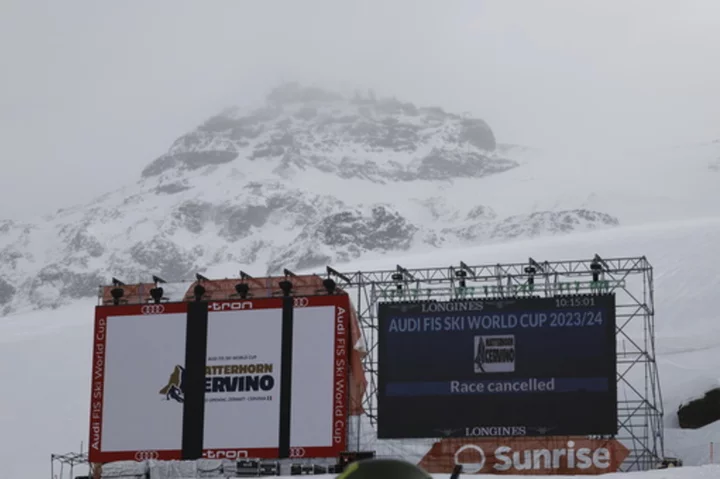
left=377, top=295, right=617, bottom=439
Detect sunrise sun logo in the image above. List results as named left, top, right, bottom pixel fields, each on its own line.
left=159, top=364, right=185, bottom=403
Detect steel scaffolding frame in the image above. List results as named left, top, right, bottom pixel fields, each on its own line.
left=327, top=254, right=664, bottom=472
left=51, top=450, right=89, bottom=479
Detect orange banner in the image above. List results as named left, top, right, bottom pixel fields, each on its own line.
left=418, top=437, right=629, bottom=475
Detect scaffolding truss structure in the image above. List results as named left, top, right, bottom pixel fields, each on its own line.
left=51, top=450, right=89, bottom=479
left=89, top=254, right=663, bottom=473
left=327, top=254, right=664, bottom=472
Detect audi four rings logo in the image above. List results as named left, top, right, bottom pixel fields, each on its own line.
left=141, top=305, right=165, bottom=315
left=134, top=450, right=160, bottom=460
left=289, top=447, right=306, bottom=458
left=293, top=297, right=309, bottom=308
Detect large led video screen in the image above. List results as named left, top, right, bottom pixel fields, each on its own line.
left=377, top=294, right=617, bottom=439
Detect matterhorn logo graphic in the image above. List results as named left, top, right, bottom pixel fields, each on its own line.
left=159, top=365, right=185, bottom=403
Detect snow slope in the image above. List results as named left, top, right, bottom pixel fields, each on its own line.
left=2, top=215, right=720, bottom=478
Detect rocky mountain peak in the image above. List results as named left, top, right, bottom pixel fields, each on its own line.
left=0, top=84, right=621, bottom=316
left=141, top=83, right=498, bottom=182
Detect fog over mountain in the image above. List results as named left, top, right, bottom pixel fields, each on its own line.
left=0, top=83, right=718, bottom=317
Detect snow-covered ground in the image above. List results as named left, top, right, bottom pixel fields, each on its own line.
left=2, top=215, right=719, bottom=478
left=333, top=468, right=718, bottom=478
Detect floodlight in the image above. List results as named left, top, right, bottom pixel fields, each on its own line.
left=279, top=280, right=293, bottom=296
left=193, top=284, right=206, bottom=301
left=454, top=269, right=468, bottom=288
left=323, top=278, right=337, bottom=295
left=391, top=272, right=404, bottom=292
left=590, top=258, right=603, bottom=282
left=110, top=286, right=124, bottom=305
left=396, top=264, right=415, bottom=281
left=524, top=265, right=537, bottom=286
left=235, top=282, right=250, bottom=299
left=149, top=287, right=164, bottom=304
left=528, top=257, right=544, bottom=272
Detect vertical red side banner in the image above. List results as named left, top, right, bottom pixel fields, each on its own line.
left=332, top=294, right=350, bottom=455
left=88, top=307, right=108, bottom=464
left=293, top=293, right=350, bottom=457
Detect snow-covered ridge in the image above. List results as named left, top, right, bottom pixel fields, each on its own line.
left=1, top=84, right=719, bottom=316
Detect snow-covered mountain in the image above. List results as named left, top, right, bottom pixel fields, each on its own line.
left=0, top=83, right=718, bottom=316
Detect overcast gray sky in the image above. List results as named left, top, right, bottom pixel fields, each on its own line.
left=1, top=0, right=719, bottom=220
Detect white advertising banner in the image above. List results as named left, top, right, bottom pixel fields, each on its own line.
left=90, top=302, right=189, bottom=463
left=89, top=294, right=349, bottom=464
left=290, top=305, right=336, bottom=448
left=203, top=307, right=283, bottom=450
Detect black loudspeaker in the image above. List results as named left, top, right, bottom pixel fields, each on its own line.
left=336, top=451, right=376, bottom=472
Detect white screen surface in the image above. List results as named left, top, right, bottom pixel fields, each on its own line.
left=203, top=308, right=284, bottom=449
left=101, top=313, right=187, bottom=452
left=289, top=305, right=337, bottom=448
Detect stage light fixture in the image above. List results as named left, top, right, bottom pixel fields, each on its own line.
left=193, top=284, right=206, bottom=301
left=391, top=272, right=404, bottom=292
left=454, top=269, right=468, bottom=288
left=235, top=282, right=250, bottom=299
left=110, top=286, right=124, bottom=305
left=279, top=280, right=293, bottom=297
left=149, top=287, right=164, bottom=304
left=590, top=258, right=603, bottom=282
left=396, top=264, right=415, bottom=281
left=323, top=278, right=337, bottom=295
left=149, top=275, right=166, bottom=304
left=524, top=265, right=537, bottom=286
